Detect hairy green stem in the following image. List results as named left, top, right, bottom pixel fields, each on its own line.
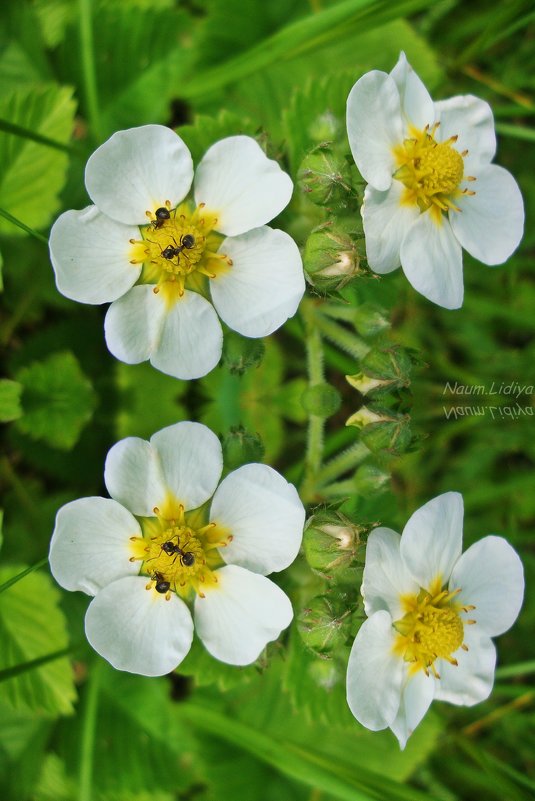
left=79, top=0, right=102, bottom=141
left=78, top=661, right=103, bottom=801
left=300, top=303, right=326, bottom=501
left=314, top=314, right=369, bottom=360
left=317, top=442, right=369, bottom=487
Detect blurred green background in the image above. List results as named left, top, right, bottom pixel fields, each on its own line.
left=0, top=0, right=534, bottom=799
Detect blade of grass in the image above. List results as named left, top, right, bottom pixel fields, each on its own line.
left=0, top=645, right=74, bottom=683
left=495, top=123, right=535, bottom=142
left=78, top=0, right=102, bottom=141
left=0, top=557, right=48, bottom=596
left=180, top=701, right=440, bottom=801
left=179, top=0, right=431, bottom=99
left=0, top=208, right=48, bottom=243
left=0, top=117, right=82, bottom=155
left=496, top=660, right=535, bottom=679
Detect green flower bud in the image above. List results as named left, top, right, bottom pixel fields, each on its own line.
left=303, top=511, right=366, bottom=583
left=346, top=346, right=414, bottom=396
left=222, top=426, right=265, bottom=470
left=222, top=330, right=265, bottom=375
left=297, top=595, right=353, bottom=657
left=347, top=406, right=413, bottom=455
left=298, top=144, right=354, bottom=208
left=303, top=219, right=365, bottom=292
left=301, top=382, right=341, bottom=418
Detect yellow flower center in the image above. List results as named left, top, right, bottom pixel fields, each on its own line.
left=129, top=503, right=232, bottom=600
left=128, top=201, right=232, bottom=303
left=393, top=123, right=475, bottom=224
left=393, top=582, right=476, bottom=678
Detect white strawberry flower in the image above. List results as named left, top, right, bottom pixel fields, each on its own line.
left=49, top=126, right=305, bottom=379
left=346, top=492, right=524, bottom=748
left=49, top=421, right=305, bottom=676
left=346, top=53, right=524, bottom=309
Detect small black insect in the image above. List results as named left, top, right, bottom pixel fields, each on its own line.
left=152, top=572, right=171, bottom=594
left=162, top=539, right=196, bottom=567
left=151, top=207, right=171, bottom=229
left=148, top=539, right=196, bottom=568
left=179, top=233, right=195, bottom=250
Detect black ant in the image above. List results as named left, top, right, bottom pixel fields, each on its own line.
left=148, top=234, right=196, bottom=264
left=151, top=572, right=171, bottom=594
left=149, top=540, right=196, bottom=568
left=151, top=207, right=171, bottom=229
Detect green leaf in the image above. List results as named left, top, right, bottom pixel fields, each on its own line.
left=14, top=351, right=97, bottom=450
left=0, top=701, right=52, bottom=799
left=180, top=681, right=443, bottom=801
left=32, top=753, right=75, bottom=801
left=114, top=361, right=187, bottom=441
left=200, top=338, right=306, bottom=463
left=0, top=84, right=75, bottom=236
left=55, top=2, right=189, bottom=136
left=57, top=664, right=199, bottom=798
left=178, top=634, right=259, bottom=691
left=179, top=0, right=433, bottom=101
left=0, top=379, right=22, bottom=422
left=198, top=734, right=310, bottom=801
left=0, top=564, right=76, bottom=716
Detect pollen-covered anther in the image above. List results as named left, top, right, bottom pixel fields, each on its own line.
left=394, top=125, right=466, bottom=214
left=394, top=586, right=466, bottom=674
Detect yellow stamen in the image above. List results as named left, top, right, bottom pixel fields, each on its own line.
left=393, top=583, right=472, bottom=675
left=393, top=123, right=466, bottom=221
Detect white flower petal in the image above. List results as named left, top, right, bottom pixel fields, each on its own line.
left=105, top=287, right=223, bottom=380
left=150, top=422, right=223, bottom=512
left=450, top=536, right=524, bottom=637
left=210, top=227, right=305, bottom=338
left=104, top=437, right=167, bottom=517
left=400, top=212, right=464, bottom=309
left=49, top=207, right=141, bottom=304
left=150, top=290, right=223, bottom=380
left=346, top=70, right=403, bottom=191
left=194, top=565, right=292, bottom=665
left=400, top=492, right=464, bottom=589
left=346, top=610, right=404, bottom=730
left=389, top=52, right=435, bottom=130
left=209, top=463, right=304, bottom=575
left=435, top=95, right=496, bottom=173
left=194, top=136, right=293, bottom=237
left=362, top=183, right=419, bottom=274
left=49, top=498, right=140, bottom=596
left=435, top=627, right=496, bottom=706
left=85, top=575, right=194, bottom=676
left=85, top=125, right=193, bottom=226
left=105, top=284, right=166, bottom=365
left=362, top=527, right=419, bottom=619
left=390, top=670, right=436, bottom=750
left=450, top=165, right=524, bottom=265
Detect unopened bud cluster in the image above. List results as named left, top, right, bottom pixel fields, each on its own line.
left=345, top=345, right=423, bottom=456
left=297, top=117, right=367, bottom=294
left=303, top=218, right=366, bottom=293
left=298, top=509, right=371, bottom=657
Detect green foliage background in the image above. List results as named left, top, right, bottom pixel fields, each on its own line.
left=0, top=0, right=534, bottom=799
